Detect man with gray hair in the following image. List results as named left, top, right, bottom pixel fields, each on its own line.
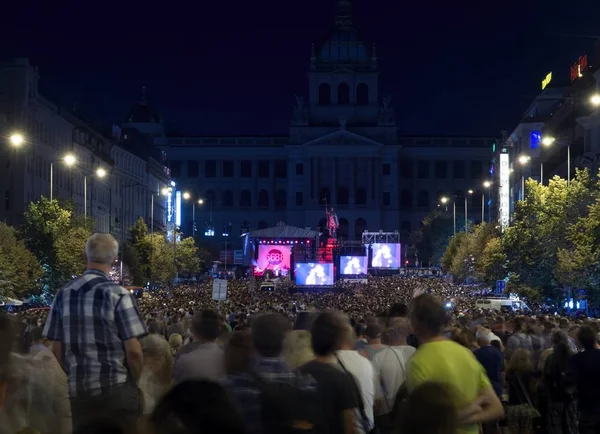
left=44, top=233, right=147, bottom=432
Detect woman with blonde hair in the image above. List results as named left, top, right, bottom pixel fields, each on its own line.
left=505, top=349, right=537, bottom=434
left=282, top=330, right=315, bottom=369
left=139, top=334, right=174, bottom=415
left=168, top=333, right=183, bottom=357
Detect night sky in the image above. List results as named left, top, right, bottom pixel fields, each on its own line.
left=1, top=0, right=600, bottom=137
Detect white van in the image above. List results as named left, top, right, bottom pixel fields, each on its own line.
left=475, top=297, right=530, bottom=312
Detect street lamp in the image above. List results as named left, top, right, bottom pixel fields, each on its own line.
left=518, top=155, right=531, bottom=201
left=9, top=133, right=24, bottom=148
left=466, top=190, right=474, bottom=231
left=440, top=196, right=456, bottom=237
left=590, top=94, right=600, bottom=106
left=84, top=167, right=108, bottom=218
left=541, top=135, right=570, bottom=185
left=482, top=181, right=492, bottom=223
left=181, top=192, right=204, bottom=237
left=96, top=167, right=107, bottom=178
left=50, top=153, right=77, bottom=201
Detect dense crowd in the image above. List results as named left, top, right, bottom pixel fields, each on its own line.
left=1, top=233, right=600, bottom=434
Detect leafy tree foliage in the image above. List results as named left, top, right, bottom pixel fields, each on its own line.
left=412, top=209, right=455, bottom=267
left=21, top=198, right=91, bottom=293
left=0, top=222, right=43, bottom=298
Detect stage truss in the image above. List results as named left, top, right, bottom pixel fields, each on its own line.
left=361, top=230, right=401, bottom=245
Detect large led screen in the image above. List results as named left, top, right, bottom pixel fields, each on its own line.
left=295, top=263, right=334, bottom=286
left=254, top=245, right=291, bottom=277
left=371, top=243, right=401, bottom=268
left=340, top=256, right=369, bottom=275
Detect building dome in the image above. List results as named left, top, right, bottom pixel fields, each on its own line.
left=126, top=102, right=162, bottom=124
left=319, top=29, right=369, bottom=63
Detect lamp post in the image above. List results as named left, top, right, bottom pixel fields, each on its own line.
left=482, top=181, right=492, bottom=223
left=518, top=155, right=531, bottom=200
left=440, top=196, right=455, bottom=237
left=541, top=135, right=571, bottom=186
left=50, top=153, right=76, bottom=201
left=9, top=133, right=24, bottom=148
left=84, top=167, right=107, bottom=218
left=466, top=190, right=473, bottom=231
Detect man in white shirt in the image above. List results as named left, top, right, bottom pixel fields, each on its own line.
left=336, top=324, right=376, bottom=434
left=372, top=327, right=416, bottom=416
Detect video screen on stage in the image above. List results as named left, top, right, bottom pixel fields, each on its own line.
left=371, top=243, right=401, bottom=268
left=340, top=256, right=368, bottom=275
left=254, top=245, right=291, bottom=277
left=295, top=263, right=334, bottom=286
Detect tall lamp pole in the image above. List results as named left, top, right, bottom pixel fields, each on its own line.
left=482, top=181, right=492, bottom=223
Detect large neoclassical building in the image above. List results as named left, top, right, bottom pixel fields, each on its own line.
left=147, top=0, right=494, bottom=248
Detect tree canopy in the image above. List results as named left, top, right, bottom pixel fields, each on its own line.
left=0, top=222, right=43, bottom=298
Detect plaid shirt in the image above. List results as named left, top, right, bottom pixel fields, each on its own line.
left=43, top=269, right=147, bottom=397
left=226, top=357, right=317, bottom=434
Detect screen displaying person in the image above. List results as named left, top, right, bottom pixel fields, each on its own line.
left=343, top=257, right=363, bottom=275
left=372, top=244, right=394, bottom=268
left=305, top=264, right=328, bottom=285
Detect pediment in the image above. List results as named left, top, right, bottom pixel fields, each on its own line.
left=303, top=130, right=383, bottom=147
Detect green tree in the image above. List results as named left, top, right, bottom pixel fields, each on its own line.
left=502, top=170, right=599, bottom=298
left=0, top=222, right=43, bottom=298
left=412, top=209, right=455, bottom=266
left=440, top=232, right=466, bottom=272
left=476, top=237, right=507, bottom=285
left=176, top=236, right=202, bottom=275
left=147, top=234, right=176, bottom=284
left=21, top=197, right=91, bottom=293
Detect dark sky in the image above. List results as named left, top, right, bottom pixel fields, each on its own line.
left=1, top=0, right=600, bottom=137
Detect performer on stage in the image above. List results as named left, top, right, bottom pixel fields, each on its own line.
left=327, top=207, right=340, bottom=238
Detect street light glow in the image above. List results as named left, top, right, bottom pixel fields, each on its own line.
left=198, top=199, right=204, bottom=204
left=468, top=189, right=474, bottom=194
left=440, top=197, right=449, bottom=204
left=9, top=133, right=24, bottom=147
left=161, top=187, right=169, bottom=196
left=590, top=94, right=600, bottom=106
left=182, top=192, right=191, bottom=200
left=63, top=154, right=76, bottom=166
left=483, top=181, right=492, bottom=188
left=541, top=136, right=555, bottom=146
left=96, top=167, right=107, bottom=178
left=518, top=155, right=531, bottom=165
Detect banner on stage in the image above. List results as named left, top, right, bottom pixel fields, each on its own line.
left=212, top=279, right=228, bottom=301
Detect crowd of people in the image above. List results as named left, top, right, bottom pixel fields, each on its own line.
left=1, top=232, right=600, bottom=434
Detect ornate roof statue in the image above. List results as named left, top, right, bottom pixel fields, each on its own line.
left=378, top=95, right=396, bottom=125
left=292, top=94, right=309, bottom=125
left=126, top=86, right=162, bottom=124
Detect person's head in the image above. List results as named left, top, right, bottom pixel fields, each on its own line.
left=311, top=311, right=349, bottom=356
left=224, top=331, right=253, bottom=375
left=355, top=322, right=367, bottom=339
left=283, top=330, right=316, bottom=369
left=389, top=303, right=409, bottom=318
left=191, top=309, right=221, bottom=342
left=409, top=294, right=448, bottom=340
left=475, top=327, right=492, bottom=347
left=452, top=328, right=478, bottom=350
left=168, top=333, right=183, bottom=351
left=150, top=380, right=244, bottom=434
left=251, top=313, right=290, bottom=357
left=513, top=316, right=525, bottom=333
left=85, top=233, right=119, bottom=272
left=141, top=334, right=173, bottom=384
left=577, top=325, right=599, bottom=351
left=507, top=348, right=534, bottom=374
left=30, top=326, right=46, bottom=345
left=365, top=323, right=382, bottom=343
left=400, top=382, right=457, bottom=434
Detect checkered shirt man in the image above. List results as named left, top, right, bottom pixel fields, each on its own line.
left=43, top=269, right=147, bottom=397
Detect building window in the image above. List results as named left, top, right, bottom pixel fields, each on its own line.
left=355, top=218, right=367, bottom=240
left=382, top=163, right=391, bottom=176
left=258, top=160, right=270, bottom=178
left=241, top=160, right=252, bottom=178
left=383, top=192, right=391, bottom=206
left=319, top=83, right=331, bottom=105
left=205, top=160, right=217, bottom=178
left=187, top=160, right=199, bottom=178
left=275, top=190, right=287, bottom=208
left=355, top=188, right=367, bottom=205
left=416, top=161, right=428, bottom=179
left=400, top=160, right=413, bottom=180
left=295, top=163, right=304, bottom=175
left=470, top=160, right=483, bottom=179
left=356, top=83, right=369, bottom=105
left=223, top=160, right=234, bottom=178
left=170, top=160, right=181, bottom=178
left=240, top=190, right=251, bottom=207
left=295, top=192, right=303, bottom=206
left=258, top=189, right=269, bottom=207
left=337, top=83, right=350, bottom=105
left=337, top=188, right=349, bottom=205
left=274, top=160, right=287, bottom=178
left=435, top=161, right=447, bottom=179
left=453, top=161, right=465, bottom=179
